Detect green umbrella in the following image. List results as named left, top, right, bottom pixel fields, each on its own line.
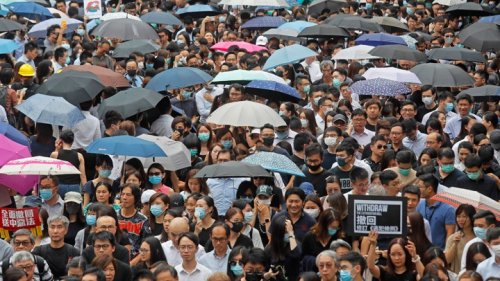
left=97, top=88, right=164, bottom=118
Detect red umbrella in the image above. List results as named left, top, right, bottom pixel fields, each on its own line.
left=64, top=65, right=130, bottom=88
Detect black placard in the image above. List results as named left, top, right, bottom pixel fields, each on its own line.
left=347, top=195, right=407, bottom=238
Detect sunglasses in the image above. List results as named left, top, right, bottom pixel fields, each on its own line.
left=376, top=145, right=388, bottom=150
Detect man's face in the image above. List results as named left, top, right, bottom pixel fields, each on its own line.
left=14, top=259, right=35, bottom=280
left=56, top=2, right=66, bottom=12
left=217, top=151, right=231, bottom=163
left=120, top=187, right=135, bottom=209
left=48, top=220, right=68, bottom=242
left=417, top=179, right=430, bottom=198
left=351, top=114, right=366, bottom=131
left=321, top=66, right=333, bottom=79
left=352, top=178, right=369, bottom=195
left=416, top=43, right=426, bottom=53
left=40, top=178, right=57, bottom=200
left=179, top=237, right=196, bottom=261
left=12, top=234, right=34, bottom=252
left=225, top=54, right=237, bottom=66
left=286, top=194, right=303, bottom=216
left=401, top=105, right=416, bottom=120
left=434, top=21, right=444, bottom=32
left=320, top=99, right=333, bottom=115
left=27, top=48, right=38, bottom=60
left=126, top=61, right=137, bottom=72
left=405, top=128, right=417, bottom=140
left=96, top=217, right=117, bottom=235
left=457, top=99, right=472, bottom=116
left=332, top=71, right=344, bottom=82
left=229, top=88, right=243, bottom=102
left=93, top=239, right=115, bottom=257
left=339, top=261, right=359, bottom=280
left=385, top=178, right=401, bottom=195
left=305, top=153, right=322, bottom=169
left=371, top=140, right=387, bottom=157
left=340, top=86, right=351, bottom=100
left=58, top=50, right=68, bottom=65
left=211, top=226, right=228, bottom=254
left=473, top=73, right=485, bottom=87
left=187, top=57, right=198, bottom=67
left=366, top=104, right=380, bottom=119
left=403, top=193, right=419, bottom=213
left=158, top=32, right=169, bottom=44
left=426, top=133, right=441, bottom=150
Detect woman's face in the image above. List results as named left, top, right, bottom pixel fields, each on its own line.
left=326, top=183, right=341, bottom=195
left=152, top=197, right=167, bottom=210
left=163, top=213, right=175, bottom=233
left=139, top=242, right=151, bottom=262
left=389, top=244, right=406, bottom=268
left=482, top=117, right=491, bottom=129
left=328, top=219, right=340, bottom=230
left=472, top=253, right=487, bottom=265
left=103, top=263, right=115, bottom=281
left=198, top=126, right=210, bottom=135
left=220, top=132, right=232, bottom=142
left=188, top=178, right=201, bottom=193
left=420, top=153, right=432, bottom=166
left=149, top=168, right=165, bottom=180
left=304, top=200, right=320, bottom=211
left=114, top=63, right=125, bottom=75
left=95, top=185, right=111, bottom=203
left=126, top=174, right=141, bottom=185
left=456, top=211, right=470, bottom=229
left=458, top=148, right=471, bottom=162
left=205, top=32, right=214, bottom=43
left=210, top=145, right=222, bottom=161
left=317, top=255, right=337, bottom=280
left=185, top=197, right=196, bottom=215
left=226, top=212, right=243, bottom=232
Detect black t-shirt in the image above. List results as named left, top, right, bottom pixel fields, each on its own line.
left=32, top=244, right=80, bottom=280
left=65, top=221, right=85, bottom=246
left=291, top=154, right=305, bottom=169
left=294, top=168, right=334, bottom=197
left=330, top=166, right=353, bottom=193
left=378, top=266, right=417, bottom=281
left=322, top=151, right=337, bottom=170
left=416, top=104, right=437, bottom=123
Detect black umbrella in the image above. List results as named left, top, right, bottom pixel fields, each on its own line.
left=194, top=161, right=272, bottom=178
left=140, top=11, right=183, bottom=26
left=410, top=63, right=475, bottom=87
left=460, top=85, right=500, bottom=102
left=446, top=2, right=495, bottom=17
left=97, top=88, right=164, bottom=118
left=0, top=19, right=25, bottom=32
left=458, top=22, right=500, bottom=52
left=297, top=24, right=349, bottom=38
left=92, top=18, right=159, bottom=41
left=369, top=45, right=427, bottom=62
left=371, top=16, right=409, bottom=33
left=325, top=14, right=383, bottom=32
left=176, top=4, right=220, bottom=18
left=37, top=71, right=105, bottom=105
left=112, top=40, right=160, bottom=58
left=307, top=0, right=348, bottom=15
left=427, top=47, right=486, bottom=63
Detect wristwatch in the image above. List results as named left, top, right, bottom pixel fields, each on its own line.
left=264, top=218, right=270, bottom=224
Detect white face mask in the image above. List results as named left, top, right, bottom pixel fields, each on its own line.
left=300, top=119, right=309, bottom=128
left=326, top=122, right=333, bottom=128
left=493, top=244, right=500, bottom=257
left=324, top=137, right=338, bottom=146
left=304, top=208, right=320, bottom=219
left=422, top=97, right=434, bottom=106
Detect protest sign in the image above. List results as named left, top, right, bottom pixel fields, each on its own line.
left=0, top=208, right=41, bottom=239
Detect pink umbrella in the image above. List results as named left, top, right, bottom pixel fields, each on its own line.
left=211, top=41, right=267, bottom=53
left=0, top=135, right=37, bottom=195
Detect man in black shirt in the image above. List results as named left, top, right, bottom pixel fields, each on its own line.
left=91, top=231, right=132, bottom=281
left=435, top=148, right=464, bottom=187
left=291, top=132, right=313, bottom=169
left=456, top=154, right=499, bottom=201
left=330, top=143, right=356, bottom=193
left=363, top=135, right=387, bottom=172
left=294, top=143, right=333, bottom=197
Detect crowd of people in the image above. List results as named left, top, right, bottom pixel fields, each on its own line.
left=0, top=0, right=499, bottom=281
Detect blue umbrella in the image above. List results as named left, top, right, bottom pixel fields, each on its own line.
left=146, top=67, right=212, bottom=91
left=0, top=39, right=18, bottom=54
left=355, top=33, right=407, bottom=47
left=7, top=2, right=53, bottom=20
left=241, top=16, right=286, bottom=29
left=350, top=78, right=410, bottom=97
left=263, top=44, right=317, bottom=70
left=0, top=3, right=10, bottom=16
left=0, top=122, right=29, bottom=147
left=141, top=11, right=183, bottom=26
left=176, top=4, right=220, bottom=18
left=479, top=15, right=500, bottom=24
left=278, top=20, right=316, bottom=32
left=86, top=135, right=167, bottom=157
left=246, top=80, right=301, bottom=102
left=15, top=94, right=85, bottom=127
left=242, top=151, right=305, bottom=177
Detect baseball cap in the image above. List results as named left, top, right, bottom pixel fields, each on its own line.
left=256, top=36, right=268, bottom=46
left=333, top=114, right=347, bottom=124
left=490, top=129, right=500, bottom=150
left=256, top=185, right=273, bottom=197
left=64, top=192, right=82, bottom=204
left=169, top=193, right=185, bottom=211
left=141, top=190, right=157, bottom=204
left=299, top=182, right=314, bottom=196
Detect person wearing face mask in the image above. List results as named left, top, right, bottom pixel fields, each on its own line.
left=63, top=192, right=85, bottom=246
left=338, top=251, right=366, bottom=281
left=435, top=148, right=464, bottom=188
left=475, top=227, right=500, bottom=279
left=294, top=144, right=333, bottom=197
left=315, top=97, right=334, bottom=131
left=124, top=59, right=143, bottom=88
left=252, top=185, right=276, bottom=246
left=257, top=124, right=291, bottom=157
left=460, top=210, right=497, bottom=272
left=417, top=86, right=438, bottom=122
left=455, top=154, right=499, bottom=201
left=422, top=92, right=457, bottom=127
left=232, top=199, right=265, bottom=250
left=50, top=130, right=87, bottom=198
left=82, top=155, right=113, bottom=208
left=295, top=76, right=312, bottom=106
left=303, top=195, right=323, bottom=221
left=386, top=150, right=417, bottom=189
left=39, top=176, right=64, bottom=217
left=147, top=193, right=170, bottom=236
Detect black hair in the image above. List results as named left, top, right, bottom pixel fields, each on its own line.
left=380, top=170, right=399, bottom=185
left=350, top=166, right=369, bottom=183
left=437, top=147, right=454, bottom=160
left=455, top=204, right=476, bottom=231
left=402, top=185, right=420, bottom=199
left=338, top=251, right=367, bottom=275
left=82, top=267, right=106, bottom=281
left=418, top=173, right=439, bottom=194
left=473, top=210, right=496, bottom=226
left=92, top=231, right=116, bottom=246
left=120, top=183, right=142, bottom=209
left=465, top=242, right=491, bottom=271
left=285, top=186, right=306, bottom=202
left=59, top=130, right=74, bottom=144
left=464, top=154, right=482, bottom=168
left=396, top=150, right=413, bottom=164
left=305, top=143, right=323, bottom=159
left=177, top=232, right=199, bottom=246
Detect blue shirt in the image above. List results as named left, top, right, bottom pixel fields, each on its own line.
left=444, top=113, right=481, bottom=140
left=207, top=178, right=248, bottom=216
left=476, top=256, right=500, bottom=280
left=417, top=200, right=455, bottom=249
left=403, top=131, right=428, bottom=158
left=198, top=248, right=231, bottom=273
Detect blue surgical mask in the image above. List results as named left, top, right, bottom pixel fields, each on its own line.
left=333, top=78, right=342, bottom=88
left=283, top=233, right=290, bottom=243
left=65, top=56, right=71, bottom=65
left=76, top=28, right=85, bottom=36
left=182, top=91, right=191, bottom=99
left=195, top=207, right=206, bottom=219
left=86, top=214, right=96, bottom=226
left=222, top=140, right=233, bottom=149
left=313, top=96, right=322, bottom=106
left=198, top=133, right=210, bottom=142
left=39, top=189, right=53, bottom=201
left=150, top=204, right=164, bottom=217
left=473, top=226, right=487, bottom=239
left=276, top=131, right=288, bottom=140
left=303, top=85, right=311, bottom=94
left=99, top=169, right=111, bottom=178
left=406, top=7, right=414, bottom=15
left=445, top=102, right=454, bottom=113
left=365, top=3, right=372, bottom=9
left=219, top=16, right=226, bottom=23
left=244, top=211, right=254, bottom=223
left=149, top=175, right=162, bottom=185
left=340, top=270, right=353, bottom=281
left=230, top=263, right=244, bottom=276
left=467, top=171, right=481, bottom=181
left=145, top=63, right=154, bottom=69
left=328, top=228, right=338, bottom=236
left=61, top=43, right=70, bottom=50
left=190, top=148, right=198, bottom=157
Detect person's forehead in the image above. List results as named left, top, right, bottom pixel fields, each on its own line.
left=94, top=239, right=112, bottom=245
left=14, top=234, right=31, bottom=240
left=97, top=217, right=115, bottom=225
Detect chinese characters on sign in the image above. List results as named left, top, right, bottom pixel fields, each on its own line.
left=0, top=208, right=41, bottom=239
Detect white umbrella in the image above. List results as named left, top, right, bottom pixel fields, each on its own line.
left=219, top=0, right=289, bottom=7
left=332, top=45, right=381, bottom=60
left=432, top=0, right=466, bottom=6
left=362, top=67, right=422, bottom=84
left=47, top=8, right=69, bottom=19
left=101, top=12, right=141, bottom=21
left=137, top=135, right=191, bottom=171
left=207, top=101, right=286, bottom=127
left=0, top=156, right=80, bottom=175
left=28, top=18, right=82, bottom=38
left=212, top=70, right=287, bottom=85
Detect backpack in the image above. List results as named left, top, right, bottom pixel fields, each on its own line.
left=0, top=86, right=7, bottom=109
left=1, top=254, right=46, bottom=275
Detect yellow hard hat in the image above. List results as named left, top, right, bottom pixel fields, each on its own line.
left=18, top=64, right=35, bottom=77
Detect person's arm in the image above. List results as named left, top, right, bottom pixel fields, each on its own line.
left=444, top=232, right=461, bottom=266
left=405, top=240, right=424, bottom=277
left=200, top=16, right=209, bottom=37
left=366, top=230, right=381, bottom=279
left=285, top=219, right=297, bottom=251
left=78, top=152, right=87, bottom=185
left=169, top=171, right=180, bottom=192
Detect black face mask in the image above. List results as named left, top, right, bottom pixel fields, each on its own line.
left=66, top=203, right=80, bottom=215
left=231, top=222, right=244, bottom=233
left=306, top=163, right=322, bottom=171
left=127, top=70, right=137, bottom=77
left=262, top=137, right=274, bottom=147
left=246, top=272, right=264, bottom=281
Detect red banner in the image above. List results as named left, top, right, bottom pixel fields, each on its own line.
left=0, top=208, right=41, bottom=230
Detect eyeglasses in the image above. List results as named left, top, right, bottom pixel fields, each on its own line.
left=17, top=264, right=34, bottom=271
left=98, top=225, right=116, bottom=231
left=376, top=145, right=388, bottom=150
left=94, top=244, right=111, bottom=250
left=212, top=237, right=227, bottom=243
left=13, top=240, right=32, bottom=247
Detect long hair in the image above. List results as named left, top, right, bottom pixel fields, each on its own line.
left=310, top=209, right=341, bottom=240
left=92, top=182, right=114, bottom=204
left=148, top=193, right=170, bottom=233
left=465, top=242, right=491, bottom=271
left=91, top=254, right=116, bottom=274
left=385, top=238, right=414, bottom=275
left=159, top=208, right=183, bottom=243
left=227, top=246, right=246, bottom=281
left=455, top=204, right=476, bottom=231
left=185, top=169, right=210, bottom=195
left=408, top=211, right=432, bottom=257
left=142, top=236, right=167, bottom=264
left=269, top=216, right=289, bottom=262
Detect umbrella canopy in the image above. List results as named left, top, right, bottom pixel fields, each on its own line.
left=399, top=34, right=418, bottom=48
left=445, top=2, right=494, bottom=17
left=369, top=45, right=427, bottom=61
left=137, top=135, right=191, bottom=171
left=7, top=2, right=52, bottom=20
left=0, top=39, right=18, bottom=54
left=0, top=3, right=10, bottom=16
left=0, top=156, right=80, bottom=175
left=112, top=40, right=160, bottom=58
left=479, top=15, right=500, bottom=24
left=97, top=88, right=164, bottom=118
left=0, top=18, right=24, bottom=32
left=308, top=0, right=347, bottom=15
left=0, top=135, right=36, bottom=195
left=37, top=70, right=105, bottom=105
left=371, top=16, right=409, bottom=33
left=362, top=67, right=421, bottom=84
left=47, top=7, right=69, bottom=19
left=355, top=33, right=407, bottom=46
left=432, top=0, right=465, bottom=5
left=92, top=18, right=159, bottom=41
left=242, top=151, right=305, bottom=177
left=207, top=100, right=286, bottom=127
left=63, top=65, right=130, bottom=88
left=432, top=187, right=500, bottom=221
left=263, top=28, right=300, bottom=41
left=245, top=80, right=301, bottom=102
left=219, top=0, right=289, bottom=6
left=460, top=85, right=500, bottom=102
left=176, top=4, right=220, bottom=18
left=28, top=18, right=81, bottom=38
left=0, top=122, right=29, bottom=146
left=325, top=14, right=383, bottom=32
left=263, top=44, right=318, bottom=70
left=145, top=67, right=213, bottom=91
left=332, top=45, right=380, bottom=60
left=195, top=161, right=272, bottom=178
left=140, top=11, right=183, bottom=26
left=212, top=70, right=286, bottom=85
left=427, top=47, right=486, bottom=63
left=15, top=94, right=85, bottom=127
left=278, top=20, right=316, bottom=32
left=297, top=24, right=349, bottom=38
left=100, top=12, right=141, bottom=21
left=211, top=41, right=267, bottom=53
left=86, top=135, right=167, bottom=157
left=410, top=63, right=475, bottom=87
left=458, top=22, right=500, bottom=52
left=241, top=16, right=285, bottom=29
left=350, top=78, right=411, bottom=97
